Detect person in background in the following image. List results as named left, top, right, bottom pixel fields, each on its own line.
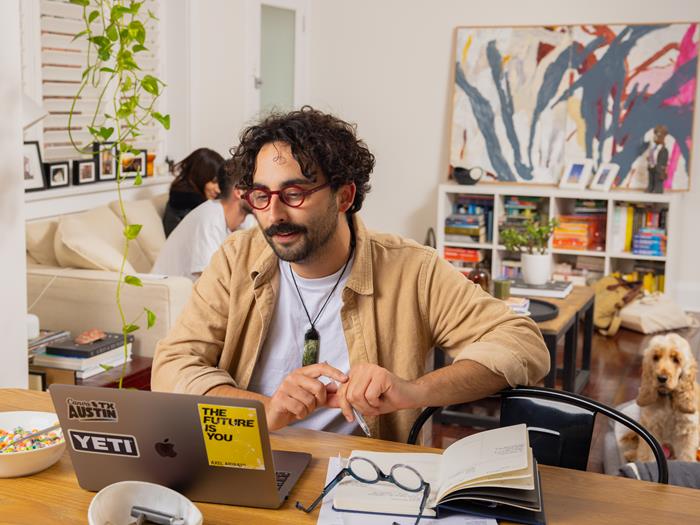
left=152, top=163, right=255, bottom=281
left=162, top=148, right=225, bottom=237
left=152, top=107, right=549, bottom=442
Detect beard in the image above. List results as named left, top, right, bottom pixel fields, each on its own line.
left=260, top=198, right=339, bottom=263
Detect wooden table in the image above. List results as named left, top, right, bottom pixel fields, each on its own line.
left=1, top=389, right=698, bottom=525
left=534, top=286, right=595, bottom=393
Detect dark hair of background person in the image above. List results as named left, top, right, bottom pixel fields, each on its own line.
left=170, top=147, right=224, bottom=197
left=228, top=106, right=375, bottom=214
left=216, top=161, right=238, bottom=201
left=162, top=148, right=225, bottom=237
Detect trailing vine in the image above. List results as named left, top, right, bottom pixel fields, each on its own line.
left=68, top=0, right=170, bottom=387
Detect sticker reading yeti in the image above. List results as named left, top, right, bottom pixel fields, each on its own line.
left=66, top=398, right=118, bottom=422
left=198, top=403, right=265, bottom=470
left=68, top=429, right=139, bottom=457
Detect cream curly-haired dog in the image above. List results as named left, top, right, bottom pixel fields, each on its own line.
left=632, top=333, right=699, bottom=462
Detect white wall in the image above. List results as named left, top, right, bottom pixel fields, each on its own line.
left=0, top=0, right=28, bottom=388
left=307, top=0, right=700, bottom=310
left=189, top=0, right=249, bottom=158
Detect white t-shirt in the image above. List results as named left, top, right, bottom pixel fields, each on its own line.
left=248, top=257, right=359, bottom=434
left=151, top=199, right=255, bottom=281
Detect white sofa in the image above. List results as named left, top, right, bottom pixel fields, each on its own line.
left=25, top=194, right=192, bottom=357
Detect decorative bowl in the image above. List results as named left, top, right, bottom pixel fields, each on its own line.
left=0, top=411, right=65, bottom=478
left=88, top=480, right=203, bottom=525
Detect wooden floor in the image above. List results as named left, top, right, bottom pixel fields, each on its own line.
left=432, top=312, right=700, bottom=473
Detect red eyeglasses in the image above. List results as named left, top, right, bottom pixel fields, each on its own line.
left=242, top=182, right=330, bottom=210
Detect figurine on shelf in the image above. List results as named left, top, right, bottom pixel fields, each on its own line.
left=646, top=125, right=668, bottom=194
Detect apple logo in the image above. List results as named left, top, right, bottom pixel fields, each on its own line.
left=154, top=438, right=177, bottom=458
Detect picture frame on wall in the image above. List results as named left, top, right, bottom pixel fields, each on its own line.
left=45, top=161, right=70, bottom=188
left=559, top=160, right=594, bottom=189
left=23, top=141, right=46, bottom=192
left=121, top=149, right=147, bottom=179
left=589, top=162, right=619, bottom=192
left=93, top=142, right=116, bottom=180
left=73, top=158, right=97, bottom=185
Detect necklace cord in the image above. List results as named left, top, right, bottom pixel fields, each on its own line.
left=289, top=242, right=354, bottom=329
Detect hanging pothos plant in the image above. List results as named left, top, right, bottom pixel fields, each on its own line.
left=68, top=0, right=171, bottom=387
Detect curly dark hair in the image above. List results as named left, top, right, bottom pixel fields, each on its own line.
left=228, top=106, right=374, bottom=213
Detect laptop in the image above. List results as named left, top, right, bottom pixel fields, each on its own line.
left=49, top=384, right=311, bottom=509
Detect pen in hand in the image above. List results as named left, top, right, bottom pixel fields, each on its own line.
left=351, top=406, right=372, bottom=438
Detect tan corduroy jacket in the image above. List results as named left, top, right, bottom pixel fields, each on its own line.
left=152, top=216, right=550, bottom=442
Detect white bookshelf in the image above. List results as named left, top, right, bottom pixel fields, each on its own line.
left=437, top=182, right=679, bottom=295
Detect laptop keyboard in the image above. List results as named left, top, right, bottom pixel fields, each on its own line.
left=275, top=470, right=291, bottom=490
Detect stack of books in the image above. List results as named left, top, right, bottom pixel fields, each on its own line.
left=452, top=195, right=494, bottom=242
left=500, top=258, right=522, bottom=280
left=553, top=215, right=605, bottom=251
left=500, top=196, right=544, bottom=235
left=552, top=255, right=605, bottom=286
left=27, top=329, right=71, bottom=362
left=443, top=247, right=485, bottom=275
left=509, top=279, right=573, bottom=299
left=632, top=228, right=667, bottom=256
left=31, top=333, right=134, bottom=381
left=444, top=214, right=486, bottom=243
left=610, top=203, right=668, bottom=254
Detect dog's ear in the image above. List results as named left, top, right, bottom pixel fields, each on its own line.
left=672, top=358, right=698, bottom=414
left=637, top=350, right=658, bottom=406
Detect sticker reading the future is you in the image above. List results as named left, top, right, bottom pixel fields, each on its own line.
left=198, top=404, right=265, bottom=470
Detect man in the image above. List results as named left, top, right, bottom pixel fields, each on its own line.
left=152, top=107, right=549, bottom=442
left=646, top=125, right=669, bottom=194
left=151, top=164, right=254, bottom=281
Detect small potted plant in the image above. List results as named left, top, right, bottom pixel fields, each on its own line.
left=500, top=218, right=558, bottom=285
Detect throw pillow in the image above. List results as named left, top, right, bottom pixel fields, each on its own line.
left=54, top=206, right=149, bottom=273
left=108, top=198, right=166, bottom=267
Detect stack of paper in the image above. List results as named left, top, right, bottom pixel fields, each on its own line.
left=505, top=297, right=530, bottom=316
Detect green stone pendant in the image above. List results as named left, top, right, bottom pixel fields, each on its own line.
left=303, top=327, right=320, bottom=366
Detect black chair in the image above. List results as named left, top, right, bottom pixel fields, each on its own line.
left=407, top=386, right=669, bottom=484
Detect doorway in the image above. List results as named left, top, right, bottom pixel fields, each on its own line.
left=245, top=0, right=309, bottom=120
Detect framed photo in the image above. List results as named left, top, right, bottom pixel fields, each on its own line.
left=73, top=159, right=97, bottom=185
left=589, top=162, right=619, bottom=191
left=23, top=141, right=46, bottom=192
left=45, top=161, right=70, bottom=188
left=121, top=149, right=147, bottom=179
left=93, top=142, right=117, bottom=180
left=559, top=160, right=594, bottom=189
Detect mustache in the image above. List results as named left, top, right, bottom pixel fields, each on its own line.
left=264, top=223, right=307, bottom=237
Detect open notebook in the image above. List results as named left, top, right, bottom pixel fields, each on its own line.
left=333, top=424, right=545, bottom=525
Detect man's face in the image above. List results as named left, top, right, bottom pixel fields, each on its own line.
left=251, top=142, right=339, bottom=263
left=654, top=128, right=667, bottom=145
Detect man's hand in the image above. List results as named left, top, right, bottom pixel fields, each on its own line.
left=266, top=363, right=348, bottom=431
left=330, top=363, right=426, bottom=422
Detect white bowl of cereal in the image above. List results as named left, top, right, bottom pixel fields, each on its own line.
left=0, top=411, right=65, bottom=478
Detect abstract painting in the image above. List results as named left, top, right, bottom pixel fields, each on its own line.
left=450, top=24, right=699, bottom=190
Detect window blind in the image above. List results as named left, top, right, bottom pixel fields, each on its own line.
left=36, top=0, right=162, bottom=162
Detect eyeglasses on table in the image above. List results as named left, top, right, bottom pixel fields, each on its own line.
left=295, top=455, right=431, bottom=525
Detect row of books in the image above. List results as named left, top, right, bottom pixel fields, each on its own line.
left=500, top=259, right=522, bottom=279
left=615, top=265, right=665, bottom=293
left=499, top=196, right=545, bottom=237
left=551, top=255, right=605, bottom=286
left=632, top=228, right=666, bottom=257
left=552, top=200, right=606, bottom=251
left=443, top=248, right=488, bottom=277
left=447, top=195, right=494, bottom=243
left=29, top=331, right=134, bottom=381
left=28, top=329, right=71, bottom=361
left=610, top=204, right=668, bottom=255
